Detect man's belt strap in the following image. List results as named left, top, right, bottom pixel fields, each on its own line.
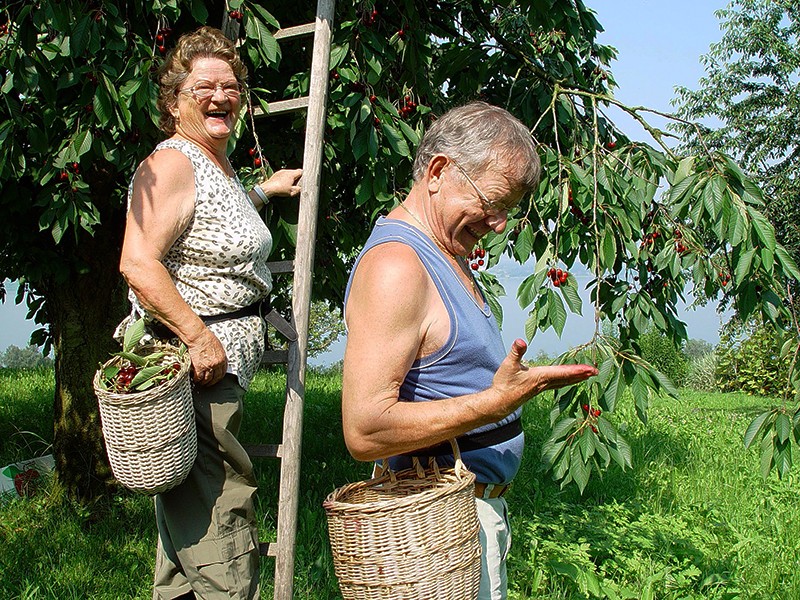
left=404, top=418, right=523, bottom=457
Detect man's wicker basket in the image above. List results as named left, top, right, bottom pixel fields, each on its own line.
left=93, top=344, right=196, bottom=495
left=324, top=441, right=481, bottom=599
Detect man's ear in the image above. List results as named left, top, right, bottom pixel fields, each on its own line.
left=426, top=155, right=448, bottom=193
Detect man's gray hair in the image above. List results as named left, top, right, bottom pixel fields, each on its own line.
left=412, top=102, right=541, bottom=192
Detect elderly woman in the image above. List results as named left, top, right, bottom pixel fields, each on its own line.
left=118, top=26, right=301, bottom=599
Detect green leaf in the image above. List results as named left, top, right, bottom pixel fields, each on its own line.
left=380, top=122, right=410, bottom=157
left=760, top=431, right=774, bottom=480
left=561, top=276, right=582, bottom=315
left=569, top=443, right=590, bottom=494
left=548, top=290, right=568, bottom=337
left=776, top=412, right=792, bottom=444
left=551, top=417, right=577, bottom=441
left=601, top=226, right=617, bottom=271
left=734, top=247, right=756, bottom=286
left=130, top=364, right=168, bottom=389
left=748, top=207, right=777, bottom=252
left=123, top=318, right=146, bottom=353
left=776, top=245, right=800, bottom=281
left=542, top=439, right=567, bottom=467
left=673, top=155, right=695, bottom=185
left=744, top=410, right=771, bottom=449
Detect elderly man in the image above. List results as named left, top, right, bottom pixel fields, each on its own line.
left=342, top=102, right=597, bottom=599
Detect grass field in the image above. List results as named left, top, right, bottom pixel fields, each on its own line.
left=1, top=366, right=798, bottom=599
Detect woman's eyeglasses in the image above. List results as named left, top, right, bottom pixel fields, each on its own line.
left=177, top=81, right=245, bottom=101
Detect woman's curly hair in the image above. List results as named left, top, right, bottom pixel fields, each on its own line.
left=156, top=26, right=248, bottom=135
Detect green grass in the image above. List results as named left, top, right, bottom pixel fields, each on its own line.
left=1, top=367, right=798, bottom=599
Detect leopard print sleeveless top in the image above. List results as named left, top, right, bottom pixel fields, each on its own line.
left=122, top=138, right=272, bottom=390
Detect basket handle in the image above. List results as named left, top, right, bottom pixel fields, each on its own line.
left=378, top=438, right=469, bottom=481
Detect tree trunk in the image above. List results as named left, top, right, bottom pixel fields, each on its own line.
left=48, top=206, right=129, bottom=501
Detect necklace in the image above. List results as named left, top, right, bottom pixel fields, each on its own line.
left=398, top=202, right=483, bottom=303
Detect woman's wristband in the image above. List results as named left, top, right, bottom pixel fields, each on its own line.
left=252, top=185, right=269, bottom=205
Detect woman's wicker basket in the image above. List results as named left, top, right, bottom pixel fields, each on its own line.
left=324, top=441, right=481, bottom=600
left=93, top=343, right=196, bottom=495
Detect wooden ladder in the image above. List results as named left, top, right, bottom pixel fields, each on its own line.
left=223, top=2, right=335, bottom=598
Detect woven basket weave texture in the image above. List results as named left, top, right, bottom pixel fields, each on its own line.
left=325, top=458, right=481, bottom=600
left=93, top=345, right=196, bottom=495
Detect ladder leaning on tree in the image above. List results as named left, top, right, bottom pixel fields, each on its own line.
left=223, top=2, right=335, bottom=599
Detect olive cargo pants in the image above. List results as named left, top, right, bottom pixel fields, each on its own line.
left=152, top=375, right=260, bottom=600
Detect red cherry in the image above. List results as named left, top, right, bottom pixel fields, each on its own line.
left=477, top=248, right=486, bottom=258
left=156, top=34, right=164, bottom=42
left=606, top=141, right=616, bottom=149
left=369, top=94, right=377, bottom=103
left=559, top=272, right=568, bottom=284
left=254, top=157, right=262, bottom=167
left=553, top=279, right=561, bottom=287
left=158, top=45, right=166, bottom=54
left=397, top=29, right=405, bottom=37
left=373, top=117, right=381, bottom=126
left=477, top=259, right=484, bottom=266
left=582, top=404, right=589, bottom=412
left=471, top=263, right=479, bottom=271
left=591, top=425, right=598, bottom=433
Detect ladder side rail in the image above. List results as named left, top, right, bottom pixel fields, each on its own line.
left=272, top=2, right=336, bottom=599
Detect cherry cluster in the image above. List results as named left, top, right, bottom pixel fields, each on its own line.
left=362, top=8, right=379, bottom=26
left=399, top=95, right=416, bottom=118
left=468, top=247, right=486, bottom=271
left=718, top=271, right=731, bottom=287
left=640, top=229, right=660, bottom=249
left=567, top=187, right=589, bottom=225
left=350, top=81, right=366, bottom=94
left=155, top=26, right=173, bottom=54
left=674, top=228, right=688, bottom=254
left=547, top=267, right=569, bottom=287
left=115, top=365, right=140, bottom=389
left=581, top=403, right=602, bottom=433
left=228, top=9, right=244, bottom=22
left=56, top=162, right=80, bottom=183
left=247, top=147, right=262, bottom=167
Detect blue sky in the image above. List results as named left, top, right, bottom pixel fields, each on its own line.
left=0, top=1, right=732, bottom=363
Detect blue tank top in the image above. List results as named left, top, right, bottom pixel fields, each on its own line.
left=344, top=216, right=524, bottom=484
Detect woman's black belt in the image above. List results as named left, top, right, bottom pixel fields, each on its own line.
left=404, top=418, right=523, bottom=457
left=150, top=297, right=271, bottom=339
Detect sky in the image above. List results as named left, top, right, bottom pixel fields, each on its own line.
left=0, top=1, right=732, bottom=364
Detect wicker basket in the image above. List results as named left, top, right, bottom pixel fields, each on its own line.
left=93, top=343, right=196, bottom=495
left=324, top=441, right=481, bottom=600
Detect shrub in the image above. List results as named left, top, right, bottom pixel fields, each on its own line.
left=683, top=351, right=718, bottom=392
left=637, top=329, right=688, bottom=387
left=715, top=317, right=793, bottom=397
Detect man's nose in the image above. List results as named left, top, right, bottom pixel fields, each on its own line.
left=485, top=211, right=508, bottom=233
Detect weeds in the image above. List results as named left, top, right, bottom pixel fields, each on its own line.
left=1, top=370, right=799, bottom=599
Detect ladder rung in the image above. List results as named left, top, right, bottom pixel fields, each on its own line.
left=244, top=443, right=283, bottom=458
left=261, top=349, right=289, bottom=365
left=274, top=22, right=315, bottom=41
left=265, top=260, right=294, bottom=275
left=260, top=542, right=278, bottom=557
left=254, top=97, right=310, bottom=118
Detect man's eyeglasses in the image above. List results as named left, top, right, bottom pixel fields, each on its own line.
left=177, top=81, right=245, bottom=101
left=449, top=158, right=513, bottom=216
